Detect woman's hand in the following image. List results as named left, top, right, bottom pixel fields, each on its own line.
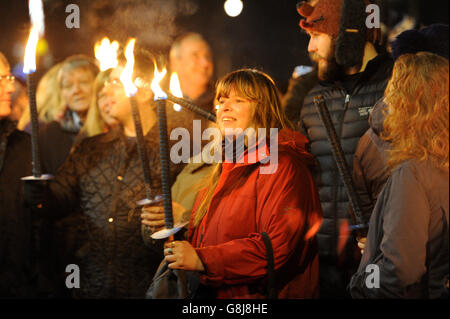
left=357, top=237, right=367, bottom=255
left=164, top=240, right=205, bottom=272
left=141, top=201, right=187, bottom=233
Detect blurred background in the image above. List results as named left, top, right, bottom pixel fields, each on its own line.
left=1, top=0, right=448, bottom=94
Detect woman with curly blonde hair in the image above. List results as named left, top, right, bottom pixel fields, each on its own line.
left=350, top=52, right=449, bottom=299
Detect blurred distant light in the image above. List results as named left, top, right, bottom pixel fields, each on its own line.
left=224, top=0, right=243, bottom=18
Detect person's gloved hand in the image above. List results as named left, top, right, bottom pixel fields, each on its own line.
left=23, top=179, right=50, bottom=211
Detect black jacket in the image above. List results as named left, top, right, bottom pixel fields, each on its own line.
left=350, top=160, right=449, bottom=298
left=286, top=54, right=393, bottom=261
left=38, top=116, right=79, bottom=175
left=28, top=125, right=183, bottom=298
left=0, top=119, right=33, bottom=298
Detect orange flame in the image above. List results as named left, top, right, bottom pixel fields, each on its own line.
left=151, top=62, right=168, bottom=100
left=120, top=38, right=138, bottom=97
left=94, top=37, right=119, bottom=71
left=23, top=26, right=39, bottom=74
left=169, top=72, right=182, bottom=111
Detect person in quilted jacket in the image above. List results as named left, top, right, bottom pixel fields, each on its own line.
left=24, top=48, right=184, bottom=298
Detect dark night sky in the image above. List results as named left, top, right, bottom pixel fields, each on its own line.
left=0, top=0, right=448, bottom=93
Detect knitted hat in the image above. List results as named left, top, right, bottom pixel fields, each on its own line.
left=297, top=0, right=343, bottom=38
left=391, top=24, right=449, bottom=61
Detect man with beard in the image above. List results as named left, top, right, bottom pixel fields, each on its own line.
left=283, top=0, right=393, bottom=298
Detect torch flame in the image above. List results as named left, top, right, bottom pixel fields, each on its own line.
left=120, top=38, right=138, bottom=97
left=29, top=0, right=45, bottom=36
left=169, top=72, right=183, bottom=111
left=151, top=63, right=168, bottom=101
left=23, top=27, right=40, bottom=74
left=94, top=37, right=119, bottom=71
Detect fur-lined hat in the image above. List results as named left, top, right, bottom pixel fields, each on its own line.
left=297, top=0, right=381, bottom=68
left=391, top=24, right=449, bottom=61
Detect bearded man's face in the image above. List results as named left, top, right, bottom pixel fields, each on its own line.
left=307, top=31, right=340, bottom=81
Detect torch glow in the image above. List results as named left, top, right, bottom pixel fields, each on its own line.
left=169, top=72, right=183, bottom=111
left=120, top=38, right=138, bottom=97
left=94, top=37, right=119, bottom=71
left=23, top=27, right=39, bottom=74
left=29, top=0, right=45, bottom=36
left=151, top=64, right=168, bottom=100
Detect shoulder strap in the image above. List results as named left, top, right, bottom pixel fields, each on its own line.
left=261, top=232, right=277, bottom=299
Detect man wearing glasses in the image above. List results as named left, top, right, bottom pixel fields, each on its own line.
left=0, top=52, right=34, bottom=298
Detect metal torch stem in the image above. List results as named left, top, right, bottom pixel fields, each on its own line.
left=167, top=93, right=217, bottom=123
left=129, top=96, right=153, bottom=200
left=26, top=73, right=42, bottom=178
left=156, top=98, right=174, bottom=229
left=313, top=95, right=367, bottom=235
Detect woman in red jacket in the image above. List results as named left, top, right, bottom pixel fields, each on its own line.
left=164, top=69, right=322, bottom=299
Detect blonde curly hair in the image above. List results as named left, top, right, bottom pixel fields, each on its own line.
left=383, top=52, right=449, bottom=172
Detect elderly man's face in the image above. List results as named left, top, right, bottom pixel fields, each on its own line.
left=173, top=39, right=213, bottom=90
left=0, top=62, right=15, bottom=119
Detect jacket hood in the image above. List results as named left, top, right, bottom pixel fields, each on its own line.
left=369, top=98, right=387, bottom=136
left=274, top=128, right=315, bottom=166
left=228, top=128, right=315, bottom=169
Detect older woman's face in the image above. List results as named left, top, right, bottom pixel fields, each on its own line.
left=0, top=62, right=14, bottom=119
left=216, top=89, right=253, bottom=136
left=60, top=68, right=95, bottom=114
left=97, top=90, right=118, bottom=128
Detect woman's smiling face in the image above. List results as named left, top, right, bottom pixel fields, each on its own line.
left=216, top=89, right=253, bottom=136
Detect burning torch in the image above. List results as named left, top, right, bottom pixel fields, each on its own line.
left=22, top=0, right=52, bottom=182
left=150, top=66, right=189, bottom=240
left=119, top=38, right=160, bottom=207
left=166, top=72, right=216, bottom=123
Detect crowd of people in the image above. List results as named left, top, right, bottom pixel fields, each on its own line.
left=0, top=0, right=448, bottom=299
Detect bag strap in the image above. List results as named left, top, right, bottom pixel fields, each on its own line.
left=261, top=232, right=277, bottom=299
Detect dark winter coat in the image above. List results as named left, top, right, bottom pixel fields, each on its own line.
left=38, top=115, right=79, bottom=175
left=188, top=129, right=322, bottom=299
left=352, top=99, right=391, bottom=219
left=0, top=119, right=33, bottom=298
left=28, top=125, right=183, bottom=298
left=349, top=160, right=449, bottom=299
left=289, top=54, right=393, bottom=262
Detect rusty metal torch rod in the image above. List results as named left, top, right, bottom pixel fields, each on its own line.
left=166, top=92, right=216, bottom=123
left=26, top=73, right=42, bottom=177
left=313, top=95, right=368, bottom=235
left=156, top=98, right=174, bottom=230
left=129, top=96, right=153, bottom=200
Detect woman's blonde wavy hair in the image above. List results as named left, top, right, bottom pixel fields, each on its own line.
left=192, top=68, right=294, bottom=227
left=78, top=69, right=113, bottom=138
left=383, top=52, right=449, bottom=172
left=18, top=63, right=64, bottom=129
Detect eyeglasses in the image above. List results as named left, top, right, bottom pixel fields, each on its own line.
left=0, top=75, right=15, bottom=84
left=103, top=77, right=150, bottom=90
left=103, top=78, right=122, bottom=89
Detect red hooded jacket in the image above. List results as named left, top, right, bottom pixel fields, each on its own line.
left=188, top=129, right=323, bottom=299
